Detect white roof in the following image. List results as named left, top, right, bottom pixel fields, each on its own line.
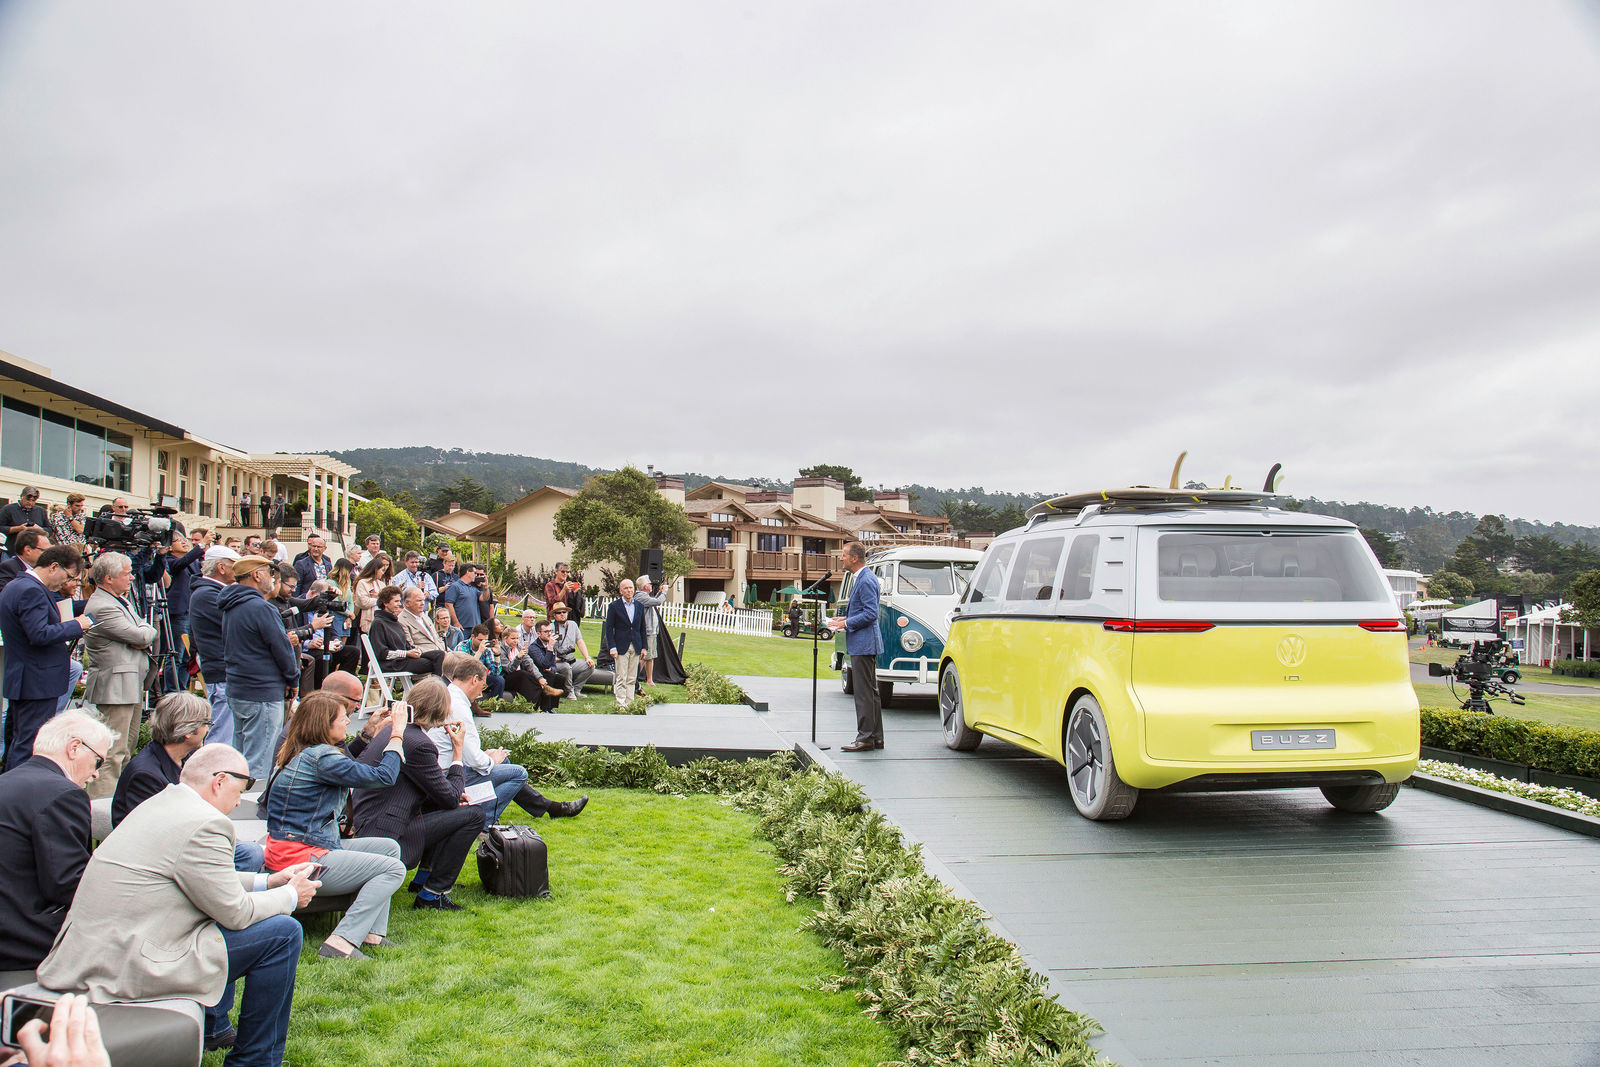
left=865, top=545, right=983, bottom=563
left=1442, top=598, right=1499, bottom=619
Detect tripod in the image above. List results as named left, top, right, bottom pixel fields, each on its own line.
left=129, top=546, right=184, bottom=707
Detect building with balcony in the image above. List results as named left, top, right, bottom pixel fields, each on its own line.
left=0, top=351, right=359, bottom=547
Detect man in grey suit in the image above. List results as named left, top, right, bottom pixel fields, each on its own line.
left=38, top=743, right=320, bottom=1067
left=82, top=552, right=159, bottom=799
left=633, top=573, right=667, bottom=686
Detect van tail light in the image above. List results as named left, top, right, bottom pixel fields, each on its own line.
left=1358, top=619, right=1406, bottom=632
left=1103, top=619, right=1215, bottom=633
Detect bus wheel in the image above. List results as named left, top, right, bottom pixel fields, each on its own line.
left=1065, top=695, right=1138, bottom=821
left=939, top=665, right=981, bottom=751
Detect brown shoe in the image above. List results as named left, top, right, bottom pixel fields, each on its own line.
left=471, top=700, right=491, bottom=718
left=840, top=740, right=873, bottom=752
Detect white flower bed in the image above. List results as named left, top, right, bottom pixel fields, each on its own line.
left=1418, top=759, right=1600, bottom=818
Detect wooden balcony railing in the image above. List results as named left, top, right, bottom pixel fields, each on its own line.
left=690, top=548, right=733, bottom=570
left=748, top=551, right=800, bottom=573
left=802, top=553, right=841, bottom=575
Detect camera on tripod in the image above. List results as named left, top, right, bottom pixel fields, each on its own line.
left=1428, top=639, right=1525, bottom=714
left=83, top=505, right=179, bottom=551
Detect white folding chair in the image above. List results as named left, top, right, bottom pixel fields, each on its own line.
left=360, top=632, right=415, bottom=707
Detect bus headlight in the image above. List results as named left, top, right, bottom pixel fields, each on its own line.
left=901, top=630, right=924, bottom=653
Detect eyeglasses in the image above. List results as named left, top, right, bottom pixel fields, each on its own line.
left=77, top=739, right=105, bottom=771
left=215, top=769, right=258, bottom=790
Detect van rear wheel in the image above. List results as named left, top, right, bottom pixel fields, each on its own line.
left=1065, top=695, right=1138, bottom=820
left=939, top=665, right=981, bottom=751
left=1321, top=782, right=1401, bottom=813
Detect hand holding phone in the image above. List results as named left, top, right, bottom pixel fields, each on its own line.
left=1, top=991, right=54, bottom=1050
left=390, top=699, right=411, bottom=725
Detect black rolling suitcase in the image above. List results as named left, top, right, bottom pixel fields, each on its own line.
left=477, top=824, right=551, bottom=898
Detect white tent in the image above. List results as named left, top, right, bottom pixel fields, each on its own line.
left=1505, top=603, right=1596, bottom=666
left=1438, top=599, right=1499, bottom=644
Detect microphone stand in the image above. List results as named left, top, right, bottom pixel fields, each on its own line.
left=802, top=571, right=832, bottom=749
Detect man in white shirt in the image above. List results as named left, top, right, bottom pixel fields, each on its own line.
left=431, top=654, right=585, bottom=826
left=517, top=609, right=541, bottom=650
left=393, top=551, right=439, bottom=606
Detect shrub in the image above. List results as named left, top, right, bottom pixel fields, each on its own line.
left=1551, top=659, right=1600, bottom=678
left=1420, top=706, right=1600, bottom=779
left=683, top=662, right=748, bottom=705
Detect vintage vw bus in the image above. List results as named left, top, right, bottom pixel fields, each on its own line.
left=832, top=545, right=982, bottom=707
left=938, top=489, right=1419, bottom=820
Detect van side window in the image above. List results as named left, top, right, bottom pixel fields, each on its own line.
left=967, top=543, right=1015, bottom=605
left=1005, top=537, right=1065, bottom=602
left=1060, top=535, right=1099, bottom=601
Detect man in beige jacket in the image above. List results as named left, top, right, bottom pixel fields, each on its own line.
left=38, top=743, right=320, bottom=1065
left=82, top=551, right=158, bottom=798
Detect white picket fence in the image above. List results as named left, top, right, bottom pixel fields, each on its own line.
left=586, top=597, right=773, bottom=638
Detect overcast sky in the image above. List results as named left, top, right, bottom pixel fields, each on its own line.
left=2, top=1, right=1598, bottom=523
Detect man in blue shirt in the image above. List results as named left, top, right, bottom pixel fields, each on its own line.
left=441, top=562, right=486, bottom=630
left=828, top=541, right=884, bottom=752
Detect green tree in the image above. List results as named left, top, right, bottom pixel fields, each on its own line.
left=1403, top=521, right=1457, bottom=572
left=1562, top=570, right=1600, bottom=630
left=1428, top=570, right=1474, bottom=601
left=353, top=478, right=387, bottom=500
left=1458, top=514, right=1514, bottom=565
left=422, top=476, right=498, bottom=518
left=552, top=467, right=697, bottom=583
left=799, top=463, right=873, bottom=502
left=995, top=503, right=1027, bottom=531
left=1446, top=538, right=1498, bottom=594
left=350, top=497, right=421, bottom=555
left=1360, top=528, right=1403, bottom=568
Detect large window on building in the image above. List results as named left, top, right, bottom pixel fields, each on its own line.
left=757, top=532, right=787, bottom=551
left=0, top=397, right=132, bottom=491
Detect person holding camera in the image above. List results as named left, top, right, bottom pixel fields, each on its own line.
left=218, top=556, right=300, bottom=780
left=439, top=561, right=491, bottom=631
left=80, top=552, right=159, bottom=799
left=0, top=486, right=48, bottom=558
left=393, top=550, right=438, bottom=607
left=263, top=692, right=408, bottom=960
left=301, top=578, right=357, bottom=690
left=548, top=602, right=596, bottom=698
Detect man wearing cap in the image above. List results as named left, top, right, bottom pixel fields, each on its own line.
left=190, top=545, right=239, bottom=745
left=218, top=556, right=299, bottom=778
left=0, top=486, right=49, bottom=559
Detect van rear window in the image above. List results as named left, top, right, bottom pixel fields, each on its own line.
left=1156, top=532, right=1388, bottom=603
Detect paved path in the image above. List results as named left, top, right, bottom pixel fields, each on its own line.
left=736, top=675, right=1600, bottom=1067
left=1409, top=661, right=1600, bottom=697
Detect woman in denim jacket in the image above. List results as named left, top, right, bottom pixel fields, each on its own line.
left=263, top=692, right=408, bottom=960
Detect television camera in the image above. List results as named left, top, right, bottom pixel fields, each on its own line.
left=82, top=505, right=179, bottom=552
left=1428, top=639, right=1526, bottom=714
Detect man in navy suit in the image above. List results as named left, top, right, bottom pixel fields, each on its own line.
left=605, top=579, right=648, bottom=706
left=1, top=545, right=96, bottom=771
left=828, top=541, right=884, bottom=752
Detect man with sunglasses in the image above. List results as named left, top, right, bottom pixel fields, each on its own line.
left=39, top=743, right=320, bottom=1067
left=0, top=709, right=110, bottom=972
left=549, top=602, right=596, bottom=698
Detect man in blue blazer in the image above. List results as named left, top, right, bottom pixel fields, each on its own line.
left=828, top=541, right=884, bottom=751
left=1, top=545, right=96, bottom=771
left=605, top=579, right=649, bottom=706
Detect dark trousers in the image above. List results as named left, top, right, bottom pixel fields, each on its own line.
left=415, top=805, right=485, bottom=893
left=502, top=668, right=556, bottom=709
left=395, top=650, right=447, bottom=676
left=850, top=655, right=883, bottom=745
left=3, top=696, right=61, bottom=771
left=206, top=913, right=302, bottom=1067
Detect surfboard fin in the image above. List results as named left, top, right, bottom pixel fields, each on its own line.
left=1263, top=463, right=1282, bottom=493
left=1168, top=451, right=1187, bottom=491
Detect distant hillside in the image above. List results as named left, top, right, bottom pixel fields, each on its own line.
left=327, top=447, right=1600, bottom=568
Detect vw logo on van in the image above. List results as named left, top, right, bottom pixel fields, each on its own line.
left=1275, top=635, right=1308, bottom=668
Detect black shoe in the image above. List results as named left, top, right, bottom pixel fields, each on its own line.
left=204, top=1028, right=237, bottom=1052
left=549, top=796, right=588, bottom=818
left=874, top=740, right=885, bottom=749
left=840, top=740, right=873, bottom=752
left=413, top=893, right=464, bottom=911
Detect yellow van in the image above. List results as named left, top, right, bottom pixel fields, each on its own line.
left=939, top=489, right=1419, bottom=820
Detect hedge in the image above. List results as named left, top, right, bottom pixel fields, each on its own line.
left=1551, top=659, right=1600, bottom=679
left=476, top=731, right=1107, bottom=1066
left=1420, top=706, right=1600, bottom=779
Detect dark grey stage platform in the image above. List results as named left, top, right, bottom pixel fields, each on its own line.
left=734, top=674, right=1600, bottom=1067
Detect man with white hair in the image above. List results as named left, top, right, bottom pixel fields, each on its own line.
left=633, top=573, right=667, bottom=686
left=605, top=579, right=648, bottom=706
left=0, top=709, right=110, bottom=971
left=39, top=743, right=319, bottom=1065
left=190, top=544, right=240, bottom=746
left=82, top=551, right=159, bottom=798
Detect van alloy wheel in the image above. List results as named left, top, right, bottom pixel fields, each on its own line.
left=1064, top=695, right=1138, bottom=820
left=939, top=665, right=981, bottom=751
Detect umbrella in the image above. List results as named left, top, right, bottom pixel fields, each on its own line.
left=742, top=584, right=759, bottom=605
left=773, top=584, right=806, bottom=597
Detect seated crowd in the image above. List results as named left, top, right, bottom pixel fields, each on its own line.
left=0, top=492, right=609, bottom=1067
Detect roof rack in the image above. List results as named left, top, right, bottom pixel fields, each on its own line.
left=1025, top=487, right=1282, bottom=522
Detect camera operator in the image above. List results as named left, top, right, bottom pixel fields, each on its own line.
left=0, top=485, right=48, bottom=559
left=190, top=546, right=238, bottom=745
left=268, top=564, right=333, bottom=698
left=49, top=491, right=89, bottom=555
left=218, top=556, right=300, bottom=779
left=158, top=531, right=208, bottom=692
left=82, top=552, right=159, bottom=798
left=299, top=578, right=355, bottom=692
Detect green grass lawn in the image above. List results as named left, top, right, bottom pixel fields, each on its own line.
left=1415, top=683, right=1600, bottom=731
left=232, top=789, right=896, bottom=1067
left=571, top=619, right=839, bottom=681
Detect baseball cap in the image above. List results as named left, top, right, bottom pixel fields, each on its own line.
left=204, top=545, right=242, bottom=563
